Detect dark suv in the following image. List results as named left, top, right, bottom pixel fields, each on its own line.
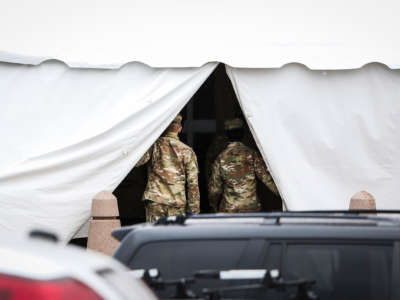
left=113, top=212, right=400, bottom=300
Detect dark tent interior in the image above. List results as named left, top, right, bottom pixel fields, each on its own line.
left=114, top=64, right=282, bottom=226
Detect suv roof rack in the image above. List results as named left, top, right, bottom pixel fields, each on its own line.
left=154, top=210, right=400, bottom=226
left=296, top=210, right=400, bottom=214
left=112, top=210, right=400, bottom=241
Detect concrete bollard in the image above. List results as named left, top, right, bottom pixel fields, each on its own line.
left=349, top=190, right=376, bottom=212
left=87, top=191, right=121, bottom=256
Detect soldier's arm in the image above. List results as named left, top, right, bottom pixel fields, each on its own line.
left=208, top=158, right=223, bottom=212
left=254, top=152, right=279, bottom=196
left=135, top=146, right=153, bottom=167
left=185, top=150, right=200, bottom=214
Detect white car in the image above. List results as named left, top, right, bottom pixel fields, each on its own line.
left=0, top=230, right=157, bottom=300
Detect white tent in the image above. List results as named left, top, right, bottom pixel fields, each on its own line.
left=1, top=0, right=400, bottom=241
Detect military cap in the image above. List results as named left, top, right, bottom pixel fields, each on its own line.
left=224, top=118, right=244, bottom=130
left=171, top=114, right=183, bottom=125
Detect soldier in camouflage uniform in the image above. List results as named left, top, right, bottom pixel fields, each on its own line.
left=136, top=114, right=200, bottom=222
left=208, top=118, right=279, bottom=213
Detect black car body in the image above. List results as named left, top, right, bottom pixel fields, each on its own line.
left=113, top=212, right=400, bottom=300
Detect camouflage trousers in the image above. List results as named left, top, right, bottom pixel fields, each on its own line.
left=219, top=201, right=261, bottom=213
left=145, top=201, right=186, bottom=223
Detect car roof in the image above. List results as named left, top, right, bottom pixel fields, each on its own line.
left=0, top=231, right=124, bottom=279
left=122, top=221, right=400, bottom=242
left=114, top=212, right=400, bottom=242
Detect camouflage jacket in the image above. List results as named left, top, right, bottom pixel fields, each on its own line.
left=208, top=141, right=278, bottom=213
left=136, top=132, right=200, bottom=214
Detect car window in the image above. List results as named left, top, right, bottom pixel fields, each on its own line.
left=129, top=239, right=251, bottom=297
left=130, top=239, right=249, bottom=275
left=282, top=243, right=393, bottom=300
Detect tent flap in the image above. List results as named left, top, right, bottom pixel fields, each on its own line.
left=227, top=63, right=400, bottom=210
left=0, top=60, right=217, bottom=241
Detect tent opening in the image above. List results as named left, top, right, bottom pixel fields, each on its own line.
left=114, top=64, right=282, bottom=226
